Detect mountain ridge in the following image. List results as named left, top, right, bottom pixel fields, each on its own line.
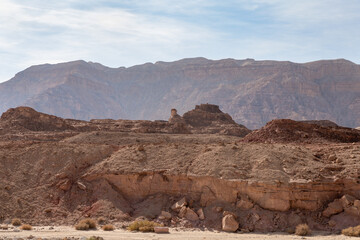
left=1, top=57, right=359, bottom=129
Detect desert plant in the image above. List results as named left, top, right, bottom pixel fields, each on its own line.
left=20, top=224, right=32, bottom=230
left=138, top=145, right=145, bottom=151
left=97, top=217, right=106, bottom=225
left=102, top=224, right=115, bottom=231
left=75, top=218, right=97, bottom=230
left=127, top=220, right=162, bottom=232
left=87, top=236, right=104, bottom=240
left=295, top=223, right=311, bottom=236
left=342, top=225, right=360, bottom=236
left=11, top=218, right=22, bottom=226
left=75, top=222, right=90, bottom=230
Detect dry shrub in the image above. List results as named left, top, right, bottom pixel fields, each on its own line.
left=75, top=218, right=97, bottom=230
left=97, top=217, right=106, bottom=225
left=137, top=145, right=145, bottom=151
left=87, top=236, right=104, bottom=240
left=127, top=220, right=162, bottom=232
left=295, top=224, right=311, bottom=236
left=342, top=225, right=360, bottom=236
left=20, top=224, right=32, bottom=230
left=102, top=224, right=115, bottom=231
left=11, top=218, right=22, bottom=226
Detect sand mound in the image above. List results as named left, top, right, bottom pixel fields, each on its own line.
left=242, top=119, right=360, bottom=143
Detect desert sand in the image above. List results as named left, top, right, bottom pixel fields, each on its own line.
left=0, top=227, right=353, bottom=240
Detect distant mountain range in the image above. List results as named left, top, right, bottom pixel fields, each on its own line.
left=1, top=57, right=359, bottom=129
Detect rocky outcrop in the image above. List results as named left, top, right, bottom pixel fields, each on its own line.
left=0, top=106, right=75, bottom=132
left=242, top=119, right=360, bottom=143
left=0, top=105, right=249, bottom=137
left=182, top=104, right=251, bottom=137
left=1, top=58, right=360, bottom=129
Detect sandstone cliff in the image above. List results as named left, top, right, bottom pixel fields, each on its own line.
left=1, top=58, right=360, bottom=129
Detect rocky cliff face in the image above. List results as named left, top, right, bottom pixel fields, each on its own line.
left=1, top=58, right=360, bottom=129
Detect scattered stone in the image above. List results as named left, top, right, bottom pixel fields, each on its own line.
left=214, top=207, right=223, bottom=213
left=354, top=199, right=360, bottom=208
left=77, top=181, right=86, bottom=190
left=223, top=211, right=237, bottom=218
left=57, top=179, right=72, bottom=191
left=159, top=211, right=172, bottom=220
left=236, top=199, right=254, bottom=210
left=222, top=214, right=239, bottom=232
left=197, top=208, right=205, bottom=220
left=178, top=206, right=187, bottom=218
left=328, top=154, right=337, bottom=161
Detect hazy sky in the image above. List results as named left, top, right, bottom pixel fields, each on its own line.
left=1, top=0, right=360, bottom=82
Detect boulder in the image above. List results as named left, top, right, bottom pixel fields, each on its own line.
left=178, top=207, right=199, bottom=221
left=222, top=214, right=239, bottom=232
left=171, top=197, right=187, bottom=212
left=154, top=227, right=169, bottom=233
left=197, top=208, right=205, bottom=220
left=184, top=208, right=199, bottom=221
left=323, top=199, right=344, bottom=217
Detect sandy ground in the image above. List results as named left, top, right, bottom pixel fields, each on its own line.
left=0, top=227, right=354, bottom=240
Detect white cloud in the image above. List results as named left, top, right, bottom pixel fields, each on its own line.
left=0, top=0, right=359, bottom=82
left=0, top=0, right=215, bottom=81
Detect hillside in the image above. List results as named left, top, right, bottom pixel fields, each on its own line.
left=1, top=107, right=360, bottom=232
left=1, top=58, right=360, bottom=129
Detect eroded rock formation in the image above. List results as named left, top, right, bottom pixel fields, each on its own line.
left=1, top=106, right=360, bottom=232
left=242, top=119, right=360, bottom=143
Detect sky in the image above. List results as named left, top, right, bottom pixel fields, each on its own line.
left=1, top=0, right=360, bottom=82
